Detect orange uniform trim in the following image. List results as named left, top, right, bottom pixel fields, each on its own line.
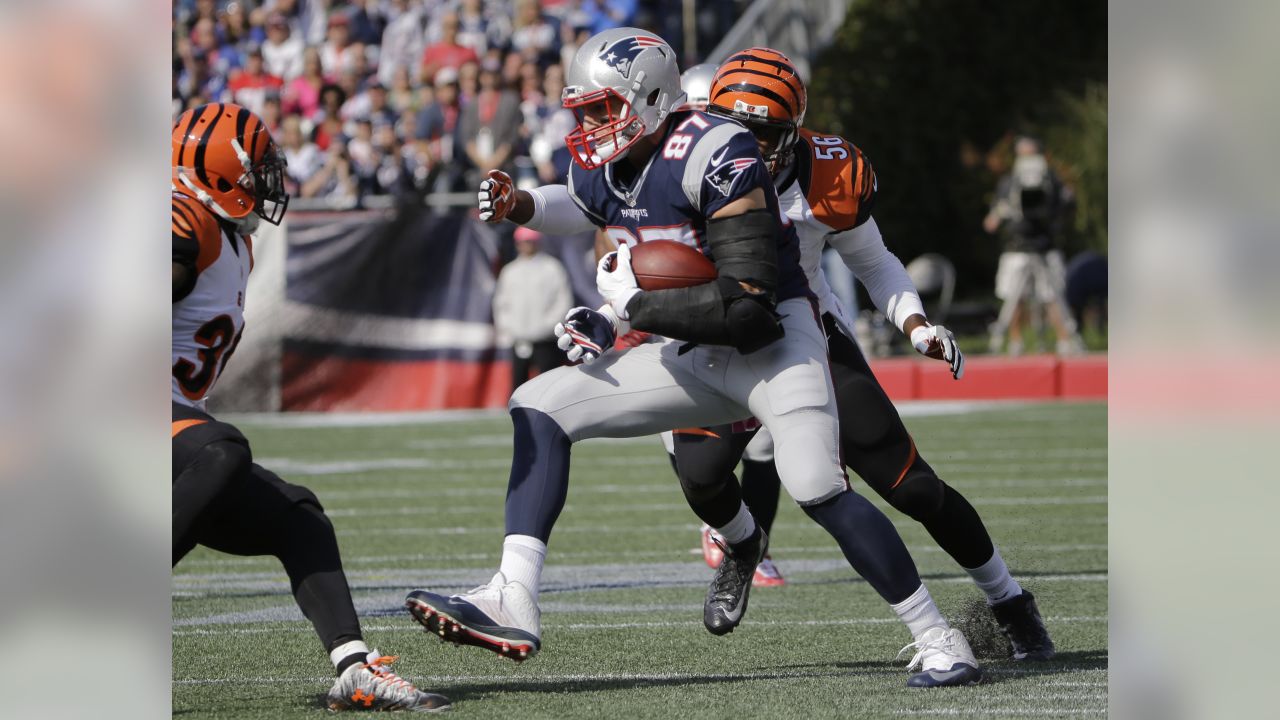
left=171, top=418, right=208, bottom=438
left=672, top=427, right=722, bottom=439
left=799, top=129, right=874, bottom=232
left=173, top=193, right=223, bottom=274
left=889, top=435, right=918, bottom=490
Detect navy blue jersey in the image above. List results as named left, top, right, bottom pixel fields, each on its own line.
left=567, top=110, right=810, bottom=301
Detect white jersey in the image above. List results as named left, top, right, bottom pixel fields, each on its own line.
left=171, top=192, right=252, bottom=409
left=776, top=129, right=924, bottom=335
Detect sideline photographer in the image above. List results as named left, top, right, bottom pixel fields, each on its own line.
left=983, top=136, right=1084, bottom=355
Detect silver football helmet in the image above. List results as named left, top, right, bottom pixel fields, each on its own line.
left=562, top=27, right=686, bottom=170
left=679, top=63, right=717, bottom=111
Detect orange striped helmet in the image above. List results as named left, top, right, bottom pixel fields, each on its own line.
left=707, top=48, right=807, bottom=173
left=172, top=103, right=288, bottom=228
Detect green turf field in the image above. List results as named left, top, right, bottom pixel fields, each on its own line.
left=173, top=401, right=1106, bottom=718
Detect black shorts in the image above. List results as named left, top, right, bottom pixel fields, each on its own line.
left=172, top=401, right=323, bottom=555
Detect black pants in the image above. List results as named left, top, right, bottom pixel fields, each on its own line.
left=172, top=402, right=363, bottom=655
left=511, top=339, right=562, bottom=390
left=674, top=314, right=996, bottom=570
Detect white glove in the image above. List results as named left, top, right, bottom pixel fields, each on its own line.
left=596, top=243, right=642, bottom=319
left=554, top=305, right=625, bottom=364
left=911, top=324, right=965, bottom=380
left=477, top=169, right=516, bottom=223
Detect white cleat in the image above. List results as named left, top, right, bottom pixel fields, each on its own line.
left=899, top=626, right=983, bottom=688
left=406, top=572, right=541, bottom=662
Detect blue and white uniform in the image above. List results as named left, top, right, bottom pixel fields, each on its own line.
left=513, top=111, right=847, bottom=506
left=566, top=109, right=811, bottom=304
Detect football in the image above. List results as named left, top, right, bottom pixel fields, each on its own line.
left=616, top=239, right=718, bottom=291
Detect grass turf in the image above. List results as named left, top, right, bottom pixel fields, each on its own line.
left=173, top=401, right=1106, bottom=718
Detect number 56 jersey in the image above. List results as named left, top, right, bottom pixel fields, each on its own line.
left=171, top=192, right=252, bottom=409
left=568, top=109, right=811, bottom=302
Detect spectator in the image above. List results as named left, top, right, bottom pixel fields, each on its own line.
left=528, top=64, right=575, bottom=183
left=221, top=1, right=257, bottom=48
left=191, top=16, right=241, bottom=77
left=347, top=119, right=380, bottom=193
left=414, top=67, right=464, bottom=188
left=320, top=13, right=360, bottom=76
left=458, top=60, right=523, bottom=183
left=364, top=83, right=399, bottom=127
left=344, top=0, right=385, bottom=46
left=279, top=114, right=324, bottom=194
left=386, top=65, right=420, bottom=115
left=983, top=136, right=1085, bottom=355
left=317, top=82, right=348, bottom=123
left=372, top=123, right=412, bottom=195
left=456, top=0, right=509, bottom=56
left=510, top=0, right=559, bottom=63
left=261, top=13, right=305, bottom=80
left=312, top=113, right=346, bottom=152
left=457, top=60, right=480, bottom=105
left=301, top=138, right=359, bottom=206
left=282, top=46, right=326, bottom=120
left=492, top=227, right=573, bottom=391
left=227, top=46, right=284, bottom=116
left=260, top=94, right=284, bottom=134
left=175, top=41, right=227, bottom=105
left=377, top=0, right=428, bottom=87
left=421, top=12, right=480, bottom=86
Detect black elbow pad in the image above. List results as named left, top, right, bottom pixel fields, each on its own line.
left=726, top=295, right=784, bottom=354
left=706, top=208, right=780, bottom=296
left=719, top=277, right=784, bottom=354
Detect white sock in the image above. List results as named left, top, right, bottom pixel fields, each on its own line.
left=965, top=548, right=1023, bottom=605
left=714, top=502, right=758, bottom=545
left=891, top=584, right=949, bottom=641
left=329, top=640, right=370, bottom=670
left=499, top=534, right=547, bottom=601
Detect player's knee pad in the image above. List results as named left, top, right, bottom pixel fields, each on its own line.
left=172, top=438, right=252, bottom=517
left=834, top=373, right=904, bottom=454
left=674, top=433, right=740, bottom=503
left=886, top=465, right=948, bottom=522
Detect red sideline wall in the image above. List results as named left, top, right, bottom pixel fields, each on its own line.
left=871, top=354, right=1107, bottom=402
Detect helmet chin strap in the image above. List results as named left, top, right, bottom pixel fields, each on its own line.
left=176, top=169, right=259, bottom=233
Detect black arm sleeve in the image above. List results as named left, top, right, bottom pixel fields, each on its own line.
left=625, top=209, right=785, bottom=354
left=173, top=233, right=199, bottom=303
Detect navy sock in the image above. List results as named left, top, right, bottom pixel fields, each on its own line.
left=803, top=491, right=922, bottom=604
left=504, top=408, right=572, bottom=542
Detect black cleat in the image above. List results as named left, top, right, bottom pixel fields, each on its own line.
left=703, top=528, right=768, bottom=635
left=990, top=590, right=1056, bottom=661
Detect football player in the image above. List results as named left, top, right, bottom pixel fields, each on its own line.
left=172, top=103, right=450, bottom=712
left=672, top=60, right=789, bottom=588
left=406, top=29, right=980, bottom=688
left=672, top=48, right=1055, bottom=661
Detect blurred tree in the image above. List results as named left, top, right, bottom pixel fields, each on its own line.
left=808, top=0, right=1107, bottom=297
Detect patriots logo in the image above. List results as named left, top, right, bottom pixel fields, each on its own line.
left=598, top=36, right=665, bottom=79
left=705, top=157, right=758, bottom=197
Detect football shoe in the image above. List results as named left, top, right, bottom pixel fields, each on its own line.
left=406, top=573, right=541, bottom=662
left=991, top=590, right=1056, bottom=660
left=325, top=651, right=451, bottom=712
left=700, top=524, right=724, bottom=568
left=703, top=528, right=767, bottom=635
left=898, top=626, right=982, bottom=688
left=753, top=555, right=786, bottom=588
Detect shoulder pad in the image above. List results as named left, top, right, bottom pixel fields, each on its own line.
left=798, top=129, right=877, bottom=232
left=172, top=192, right=223, bottom=273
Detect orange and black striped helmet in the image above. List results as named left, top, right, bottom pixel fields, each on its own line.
left=707, top=48, right=807, bottom=173
left=172, top=103, right=288, bottom=227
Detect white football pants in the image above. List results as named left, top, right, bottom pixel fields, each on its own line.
left=510, top=298, right=847, bottom=505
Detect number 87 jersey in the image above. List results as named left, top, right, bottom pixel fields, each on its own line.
left=568, top=108, right=811, bottom=303
left=171, top=191, right=252, bottom=409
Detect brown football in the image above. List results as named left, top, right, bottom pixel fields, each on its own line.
left=615, top=239, right=718, bottom=291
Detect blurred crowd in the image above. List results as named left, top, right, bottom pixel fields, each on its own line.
left=173, top=0, right=738, bottom=207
